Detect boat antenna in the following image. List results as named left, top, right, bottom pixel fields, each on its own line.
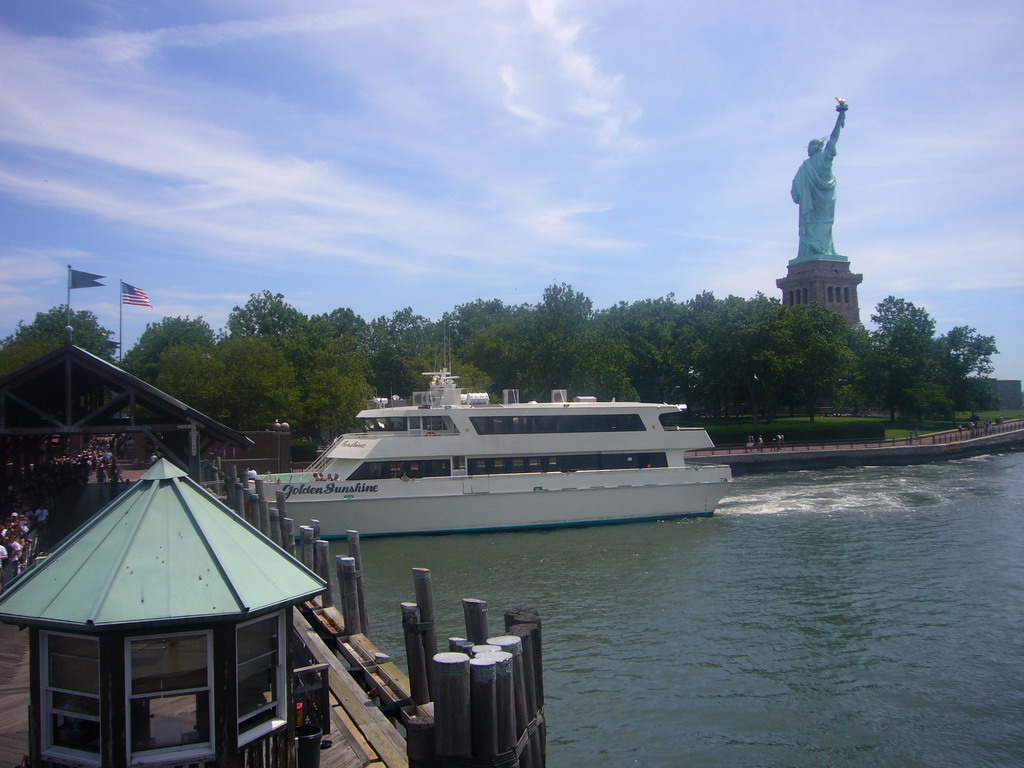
left=444, top=318, right=453, bottom=373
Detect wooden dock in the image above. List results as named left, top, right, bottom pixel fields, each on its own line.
left=0, top=622, right=31, bottom=766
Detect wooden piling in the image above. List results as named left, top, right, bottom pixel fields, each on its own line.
left=248, top=492, right=260, bottom=527
left=298, top=525, right=315, bottom=569
left=314, top=540, right=333, bottom=608
left=310, top=518, right=321, bottom=540
left=337, top=556, right=362, bottom=636
left=463, top=598, right=489, bottom=645
left=234, top=484, right=246, bottom=518
left=226, top=463, right=238, bottom=507
left=506, top=608, right=544, bottom=709
left=484, top=651, right=517, bottom=757
left=406, top=715, right=435, bottom=767
left=504, top=616, right=544, bottom=768
left=281, top=517, right=296, bottom=557
left=258, top=497, right=271, bottom=536
left=433, top=652, right=472, bottom=759
left=413, top=568, right=438, bottom=700
left=274, top=489, right=287, bottom=520
left=269, top=507, right=282, bottom=547
left=469, top=655, right=499, bottom=759
left=401, top=602, right=431, bottom=706
left=347, top=530, right=370, bottom=635
left=489, top=635, right=528, bottom=749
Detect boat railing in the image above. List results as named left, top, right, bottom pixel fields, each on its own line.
left=306, top=436, right=347, bottom=472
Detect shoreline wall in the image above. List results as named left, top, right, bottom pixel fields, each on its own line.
left=691, top=429, right=1024, bottom=476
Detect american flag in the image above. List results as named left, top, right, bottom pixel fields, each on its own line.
left=121, top=281, right=153, bottom=308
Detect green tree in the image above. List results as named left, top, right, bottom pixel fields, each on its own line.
left=1, top=305, right=115, bottom=363
left=365, top=308, right=438, bottom=396
left=864, top=296, right=937, bottom=421
left=312, top=307, right=368, bottom=340
left=689, top=294, right=785, bottom=420
left=448, top=299, right=520, bottom=353
left=154, top=346, right=226, bottom=418
left=935, top=326, right=999, bottom=412
left=781, top=304, right=856, bottom=420
left=600, top=295, right=696, bottom=403
left=298, top=338, right=372, bottom=438
left=226, top=290, right=305, bottom=339
left=215, top=337, right=300, bottom=430
left=0, top=336, right=63, bottom=377
left=122, top=316, right=216, bottom=382
left=904, top=382, right=955, bottom=423
left=459, top=320, right=526, bottom=394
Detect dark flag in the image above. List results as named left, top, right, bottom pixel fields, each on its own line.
left=121, top=282, right=153, bottom=308
left=69, top=268, right=106, bottom=289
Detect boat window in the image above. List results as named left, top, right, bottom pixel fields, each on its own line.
left=470, top=413, right=644, bottom=435
left=364, top=417, right=408, bottom=432
left=424, top=415, right=451, bottom=433
left=347, top=459, right=451, bottom=480
left=466, top=452, right=668, bottom=475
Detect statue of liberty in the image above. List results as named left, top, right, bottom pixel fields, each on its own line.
left=790, top=99, right=849, bottom=263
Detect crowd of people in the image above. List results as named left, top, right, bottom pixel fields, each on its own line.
left=745, top=433, right=786, bottom=452
left=0, top=436, right=134, bottom=592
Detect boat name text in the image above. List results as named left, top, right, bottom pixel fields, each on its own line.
left=282, top=482, right=379, bottom=498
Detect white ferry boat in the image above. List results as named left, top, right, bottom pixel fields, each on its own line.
left=258, top=370, right=732, bottom=537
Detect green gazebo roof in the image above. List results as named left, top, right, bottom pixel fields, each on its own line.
left=0, top=460, right=325, bottom=629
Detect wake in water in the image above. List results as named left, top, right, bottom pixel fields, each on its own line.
left=717, top=453, right=1019, bottom=518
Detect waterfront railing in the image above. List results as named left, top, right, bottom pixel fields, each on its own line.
left=690, top=417, right=1024, bottom=456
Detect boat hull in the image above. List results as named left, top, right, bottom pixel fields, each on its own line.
left=260, top=465, right=732, bottom=537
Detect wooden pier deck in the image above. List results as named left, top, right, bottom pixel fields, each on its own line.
left=0, top=622, right=31, bottom=766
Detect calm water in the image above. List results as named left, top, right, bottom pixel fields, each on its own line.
left=335, top=451, right=1024, bottom=767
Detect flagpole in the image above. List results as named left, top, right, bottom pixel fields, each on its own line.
left=66, top=265, right=72, bottom=341
left=119, top=280, right=124, bottom=363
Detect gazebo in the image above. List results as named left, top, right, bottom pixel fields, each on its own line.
left=0, top=460, right=325, bottom=767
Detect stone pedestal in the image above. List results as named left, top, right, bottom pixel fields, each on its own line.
left=776, top=258, right=863, bottom=329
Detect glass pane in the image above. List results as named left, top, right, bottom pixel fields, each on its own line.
left=48, top=635, right=99, bottom=695
left=52, top=691, right=100, bottom=718
left=51, top=713, right=100, bottom=753
left=237, top=616, right=277, bottom=664
left=239, top=705, right=276, bottom=732
left=131, top=635, right=208, bottom=695
left=130, top=692, right=209, bottom=751
left=237, top=616, right=279, bottom=725
left=238, top=663, right=276, bottom=719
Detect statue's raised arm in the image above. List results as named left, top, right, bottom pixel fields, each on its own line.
left=790, top=100, right=850, bottom=264
left=828, top=98, right=847, bottom=150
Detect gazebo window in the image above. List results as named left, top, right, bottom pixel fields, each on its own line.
left=127, top=631, right=213, bottom=762
left=237, top=611, right=287, bottom=744
left=42, top=632, right=101, bottom=764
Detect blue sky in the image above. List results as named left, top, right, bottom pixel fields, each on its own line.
left=1, top=1, right=1022, bottom=379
